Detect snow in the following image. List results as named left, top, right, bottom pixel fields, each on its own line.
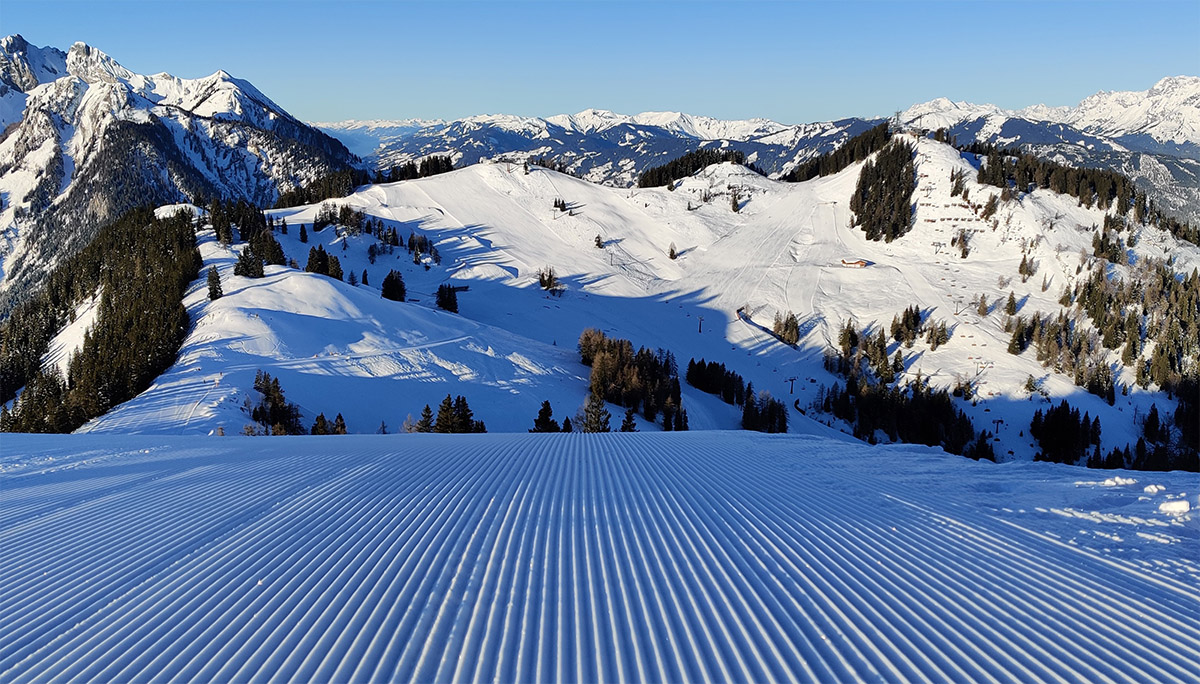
left=904, top=76, right=1200, bottom=147
left=1159, top=499, right=1192, bottom=516
left=75, top=138, right=1200, bottom=462
left=40, top=294, right=99, bottom=378
left=1, top=431, right=1195, bottom=682
left=79, top=229, right=590, bottom=435
left=311, top=119, right=442, bottom=157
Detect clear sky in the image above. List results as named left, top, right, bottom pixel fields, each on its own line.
left=2, top=0, right=1197, bottom=124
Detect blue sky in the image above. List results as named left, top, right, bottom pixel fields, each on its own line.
left=3, top=0, right=1197, bottom=124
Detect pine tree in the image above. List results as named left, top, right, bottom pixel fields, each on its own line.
left=620, top=407, right=638, bottom=432
left=415, top=404, right=434, bottom=432
left=673, top=407, right=688, bottom=431
left=582, top=393, right=611, bottom=432
left=530, top=400, right=561, bottom=432
left=234, top=246, right=264, bottom=278
left=434, top=394, right=456, bottom=433
left=207, top=266, right=223, bottom=300
left=333, top=413, right=347, bottom=435
left=348, top=270, right=358, bottom=286
left=561, top=416, right=573, bottom=433
left=976, top=294, right=988, bottom=316
left=361, top=269, right=369, bottom=286
left=436, top=284, right=459, bottom=313
left=1005, top=291, right=1018, bottom=316
left=381, top=270, right=406, bottom=301
left=311, top=413, right=330, bottom=435
left=299, top=223, right=308, bottom=243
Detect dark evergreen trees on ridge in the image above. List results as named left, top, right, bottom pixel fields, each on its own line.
left=637, top=148, right=755, bottom=188
left=849, top=139, right=917, bottom=243
left=780, top=122, right=890, bottom=183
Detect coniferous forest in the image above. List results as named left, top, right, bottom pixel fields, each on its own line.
left=849, top=139, right=917, bottom=242
left=577, top=328, right=688, bottom=430
left=685, top=358, right=788, bottom=433
left=971, top=145, right=1199, bottom=246
left=1, top=207, right=201, bottom=432
left=637, top=148, right=751, bottom=188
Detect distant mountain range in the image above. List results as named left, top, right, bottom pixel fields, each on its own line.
left=316, top=77, right=1200, bottom=220
left=1, top=32, right=1197, bottom=316
left=315, top=111, right=883, bottom=188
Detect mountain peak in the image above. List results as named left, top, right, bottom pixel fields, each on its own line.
left=1, top=33, right=68, bottom=93
left=66, top=42, right=135, bottom=84
left=1, top=33, right=30, bottom=53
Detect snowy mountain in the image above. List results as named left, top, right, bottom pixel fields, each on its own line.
left=3, top=431, right=1196, bottom=681
left=0, top=34, right=67, bottom=130
left=1032, top=76, right=1200, bottom=148
left=900, top=78, right=1200, bottom=222
left=60, top=137, right=1197, bottom=469
left=906, top=77, right=1200, bottom=150
left=315, top=79, right=1200, bottom=221
left=316, top=109, right=882, bottom=187
left=0, top=35, right=355, bottom=314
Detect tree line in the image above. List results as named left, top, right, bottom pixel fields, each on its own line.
left=849, top=139, right=917, bottom=242
left=685, top=358, right=788, bottom=433
left=780, top=122, right=891, bottom=183
left=637, top=148, right=752, bottom=188
left=970, top=144, right=1198, bottom=246
left=1, top=208, right=201, bottom=432
left=578, top=328, right=688, bottom=430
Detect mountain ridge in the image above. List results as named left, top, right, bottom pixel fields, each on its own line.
left=0, top=35, right=356, bottom=315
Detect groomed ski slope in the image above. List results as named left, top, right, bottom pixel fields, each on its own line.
left=2, top=433, right=1196, bottom=683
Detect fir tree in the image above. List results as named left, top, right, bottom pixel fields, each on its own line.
left=207, top=266, right=223, bottom=300
left=415, top=404, right=434, bottom=432
left=1005, top=291, right=1018, bottom=316
left=333, top=413, right=347, bottom=435
left=530, top=400, right=561, bottom=432
left=436, top=284, right=459, bottom=313
left=561, top=416, right=573, bottom=433
left=299, top=224, right=308, bottom=243
left=434, top=395, right=457, bottom=433
left=620, top=407, right=638, bottom=432
left=311, top=413, right=330, bottom=435
left=582, top=393, right=611, bottom=432
left=234, top=246, right=264, bottom=278
left=381, top=270, right=406, bottom=302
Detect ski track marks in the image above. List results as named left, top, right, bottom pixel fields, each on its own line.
left=2, top=432, right=1197, bottom=683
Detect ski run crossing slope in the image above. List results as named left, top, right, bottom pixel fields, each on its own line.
left=74, top=135, right=1200, bottom=465
left=1, top=432, right=1197, bottom=683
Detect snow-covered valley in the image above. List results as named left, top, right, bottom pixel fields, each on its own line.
left=65, top=136, right=1198, bottom=469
